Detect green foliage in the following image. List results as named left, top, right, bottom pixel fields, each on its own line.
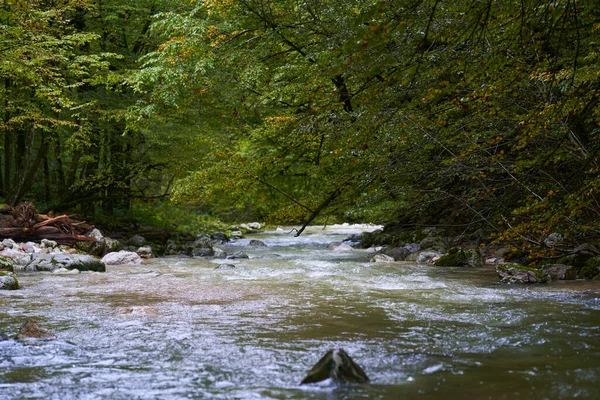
left=130, top=200, right=227, bottom=235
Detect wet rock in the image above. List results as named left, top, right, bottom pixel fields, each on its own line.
left=21, top=241, right=37, bottom=253
left=404, top=243, right=420, bottom=253
left=87, top=228, right=104, bottom=240
left=497, top=264, right=543, bottom=283
left=211, top=232, right=228, bottom=242
left=370, top=254, right=395, bottom=263
left=137, top=246, right=153, bottom=259
left=19, top=253, right=105, bottom=272
left=188, top=235, right=214, bottom=257
left=229, top=230, right=244, bottom=240
left=419, top=236, right=448, bottom=252
left=0, top=255, right=14, bottom=272
left=192, top=247, right=215, bottom=257
left=226, top=251, right=249, bottom=259
left=540, top=264, right=577, bottom=281
left=0, top=271, right=19, bottom=290
left=410, top=250, right=441, bottom=264
left=101, top=251, right=143, bottom=265
left=300, top=348, right=370, bottom=385
left=215, top=263, right=236, bottom=270
left=248, top=239, right=267, bottom=247
left=382, top=247, right=410, bottom=261
left=77, top=235, right=122, bottom=256
left=240, top=222, right=263, bottom=232
left=332, top=244, right=354, bottom=252
left=213, top=248, right=227, bottom=259
left=2, top=238, right=17, bottom=249
left=364, top=246, right=383, bottom=253
left=327, top=242, right=342, bottom=249
left=17, top=319, right=55, bottom=340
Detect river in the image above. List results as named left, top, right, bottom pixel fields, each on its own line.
left=1, top=224, right=600, bottom=399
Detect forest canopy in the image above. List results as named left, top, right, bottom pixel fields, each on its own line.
left=1, top=0, right=600, bottom=250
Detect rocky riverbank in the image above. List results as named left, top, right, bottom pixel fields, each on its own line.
left=347, top=225, right=600, bottom=284
left=0, top=222, right=267, bottom=290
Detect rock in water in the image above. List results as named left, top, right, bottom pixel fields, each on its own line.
left=17, top=319, right=55, bottom=340
left=300, top=348, right=370, bottom=385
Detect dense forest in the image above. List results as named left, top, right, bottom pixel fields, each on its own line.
left=1, top=0, right=599, bottom=256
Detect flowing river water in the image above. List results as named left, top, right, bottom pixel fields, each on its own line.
left=1, top=224, right=600, bottom=399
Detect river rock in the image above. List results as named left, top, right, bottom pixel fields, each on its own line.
left=412, top=250, right=441, bottom=264
left=101, top=251, right=143, bottom=265
left=87, top=228, right=104, bottom=240
left=226, top=251, right=249, bottom=259
left=0, top=255, right=14, bottom=272
left=370, top=254, right=395, bottom=263
left=248, top=239, right=267, bottom=247
left=383, top=247, right=410, bottom=261
left=18, top=253, right=106, bottom=272
left=40, top=239, right=58, bottom=249
left=17, top=319, right=55, bottom=340
left=2, top=238, right=17, bottom=249
left=496, top=264, right=543, bottom=283
left=21, top=241, right=37, bottom=253
left=300, top=348, right=370, bottom=385
left=137, top=246, right=153, bottom=258
left=211, top=232, right=228, bottom=242
left=192, top=247, right=215, bottom=257
left=419, top=236, right=448, bottom=252
left=0, top=271, right=19, bottom=290
left=240, top=222, right=263, bottom=232
left=333, top=244, right=354, bottom=252
left=540, top=264, right=577, bottom=281
left=213, top=247, right=227, bottom=259
left=327, top=242, right=342, bottom=249
left=229, top=230, right=244, bottom=239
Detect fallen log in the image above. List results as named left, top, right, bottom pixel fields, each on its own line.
left=0, top=203, right=96, bottom=245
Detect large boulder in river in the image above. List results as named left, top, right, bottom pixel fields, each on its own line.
left=301, top=348, right=370, bottom=385
left=101, top=251, right=143, bottom=265
left=18, top=253, right=105, bottom=272
left=0, top=271, right=19, bottom=290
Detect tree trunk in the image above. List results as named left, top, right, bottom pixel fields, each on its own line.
left=9, top=133, right=50, bottom=205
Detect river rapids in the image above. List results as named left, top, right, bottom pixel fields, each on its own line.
left=1, top=224, right=599, bottom=399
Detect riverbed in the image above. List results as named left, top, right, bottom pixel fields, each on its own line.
left=1, top=225, right=600, bottom=399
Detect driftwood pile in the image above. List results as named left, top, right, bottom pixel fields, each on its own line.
left=0, top=202, right=96, bottom=245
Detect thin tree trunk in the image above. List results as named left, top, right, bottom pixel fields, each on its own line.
left=9, top=133, right=50, bottom=205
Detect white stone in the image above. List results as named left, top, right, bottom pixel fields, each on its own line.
left=333, top=244, right=354, bottom=252
left=101, top=251, right=143, bottom=265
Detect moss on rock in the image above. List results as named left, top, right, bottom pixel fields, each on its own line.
left=0, top=255, right=14, bottom=272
